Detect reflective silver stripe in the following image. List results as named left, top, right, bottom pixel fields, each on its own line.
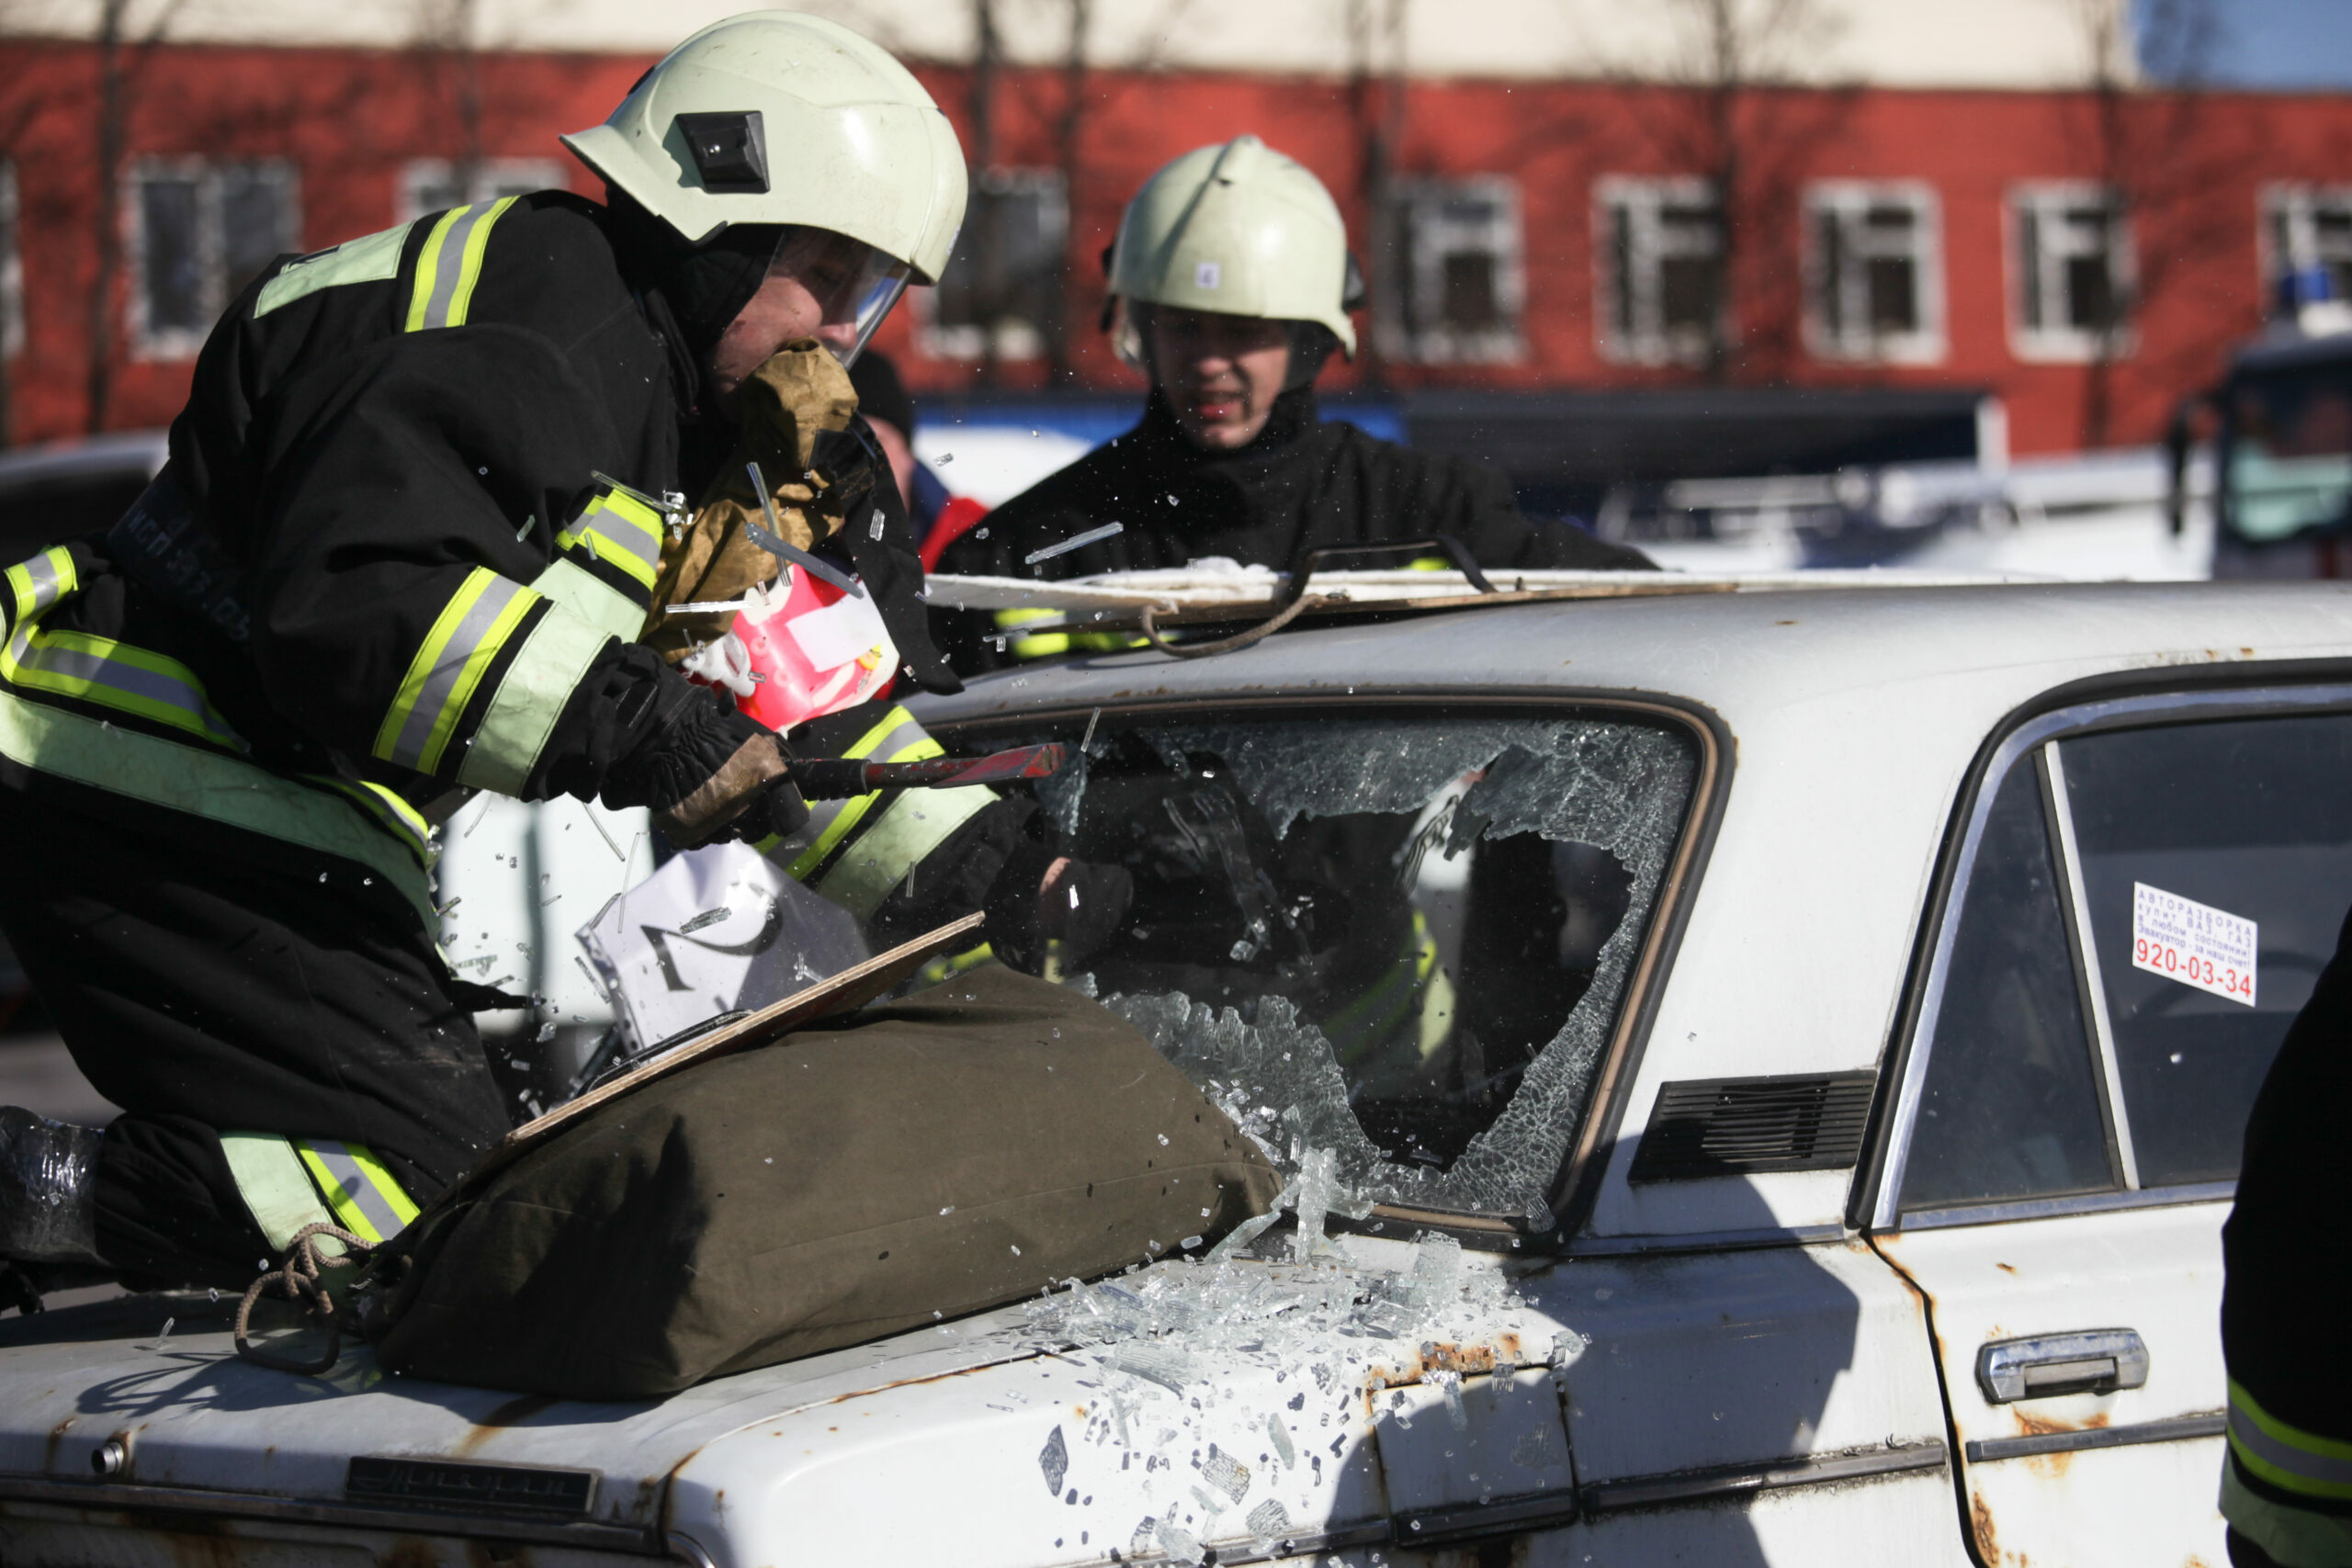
left=13, top=548, right=70, bottom=619
left=568, top=495, right=662, bottom=589
left=386, top=573, right=529, bottom=772
left=2233, top=1390, right=2352, bottom=1494
left=296, top=1138, right=409, bottom=1243
left=419, top=202, right=494, bottom=330
left=768, top=794, right=853, bottom=863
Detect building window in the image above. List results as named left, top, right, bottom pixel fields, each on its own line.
left=2262, top=185, right=2352, bottom=306
left=1804, top=182, right=1944, bottom=365
left=919, top=168, right=1067, bottom=361
left=399, top=158, right=568, bottom=222
left=2009, top=183, right=2133, bottom=363
left=129, top=159, right=297, bottom=359
left=0, top=163, right=20, bottom=360
left=1379, top=177, right=1523, bottom=363
left=1598, top=176, right=1724, bottom=367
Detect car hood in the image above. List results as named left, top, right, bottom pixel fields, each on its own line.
left=0, top=1237, right=1566, bottom=1566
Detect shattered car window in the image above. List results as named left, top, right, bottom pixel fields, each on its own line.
left=1006, top=710, right=1700, bottom=1225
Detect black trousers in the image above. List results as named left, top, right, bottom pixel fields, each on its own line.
left=0, top=773, right=509, bottom=1288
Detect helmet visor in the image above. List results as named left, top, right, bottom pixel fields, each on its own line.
left=771, top=226, right=910, bottom=367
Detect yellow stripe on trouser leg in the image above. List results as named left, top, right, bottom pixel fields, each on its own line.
left=293, top=1137, right=420, bottom=1246
left=993, top=606, right=1071, bottom=660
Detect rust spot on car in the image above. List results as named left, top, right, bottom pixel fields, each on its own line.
left=628, top=1475, right=662, bottom=1524
left=1995, top=1262, right=2017, bottom=1274
left=2015, top=1410, right=2110, bottom=1437
left=1973, top=1491, right=2000, bottom=1562
left=456, top=1393, right=559, bottom=1456
left=820, top=1355, right=1035, bottom=1405
left=465, top=1540, right=531, bottom=1566
left=42, top=1415, right=73, bottom=1472
left=380, top=1539, right=442, bottom=1568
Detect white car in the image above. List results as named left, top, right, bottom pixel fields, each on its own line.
left=5, top=576, right=2346, bottom=1568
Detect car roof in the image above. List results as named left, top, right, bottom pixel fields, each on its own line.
left=914, top=579, right=2352, bottom=730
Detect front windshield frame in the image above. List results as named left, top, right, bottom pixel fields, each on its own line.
left=925, top=688, right=1730, bottom=1249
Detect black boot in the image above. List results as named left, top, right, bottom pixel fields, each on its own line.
left=0, top=1107, right=105, bottom=1312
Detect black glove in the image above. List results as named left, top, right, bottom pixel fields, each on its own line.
left=600, top=673, right=810, bottom=847
left=984, top=833, right=1136, bottom=976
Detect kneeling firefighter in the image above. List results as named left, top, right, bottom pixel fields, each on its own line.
left=934, top=133, right=1654, bottom=670
left=0, top=12, right=1125, bottom=1307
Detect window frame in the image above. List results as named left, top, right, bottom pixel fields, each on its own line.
left=0, top=161, right=19, bottom=361
left=1802, top=179, right=1946, bottom=367
left=1594, top=174, right=1725, bottom=367
left=2006, top=180, right=2136, bottom=365
left=924, top=687, right=1732, bottom=1249
left=1866, top=675, right=2352, bottom=1234
left=912, top=165, right=1069, bottom=364
left=1378, top=175, right=1527, bottom=366
left=2259, top=182, right=2352, bottom=301
left=396, top=157, right=569, bottom=223
left=124, top=155, right=299, bottom=362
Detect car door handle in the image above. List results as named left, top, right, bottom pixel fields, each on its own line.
left=1976, top=1329, right=2150, bottom=1403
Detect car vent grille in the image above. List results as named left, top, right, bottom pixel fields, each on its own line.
left=1629, top=1072, right=1877, bottom=1182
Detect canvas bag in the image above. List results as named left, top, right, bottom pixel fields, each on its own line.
left=368, top=967, right=1279, bottom=1398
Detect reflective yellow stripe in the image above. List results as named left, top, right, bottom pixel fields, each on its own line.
left=1325, top=911, right=1446, bottom=1066
left=6, top=547, right=77, bottom=625
left=994, top=605, right=1072, bottom=660
left=2231, top=1379, right=2352, bottom=1500
left=312, top=778, right=435, bottom=866
left=404, top=197, right=516, bottom=333
left=0, top=621, right=243, bottom=750
left=556, top=488, right=663, bottom=592
left=456, top=601, right=614, bottom=797
left=814, top=782, right=996, bottom=918
left=294, top=1136, right=419, bottom=1246
left=375, top=568, right=537, bottom=774
left=777, top=705, right=933, bottom=883
left=531, top=555, right=648, bottom=642
left=0, top=687, right=437, bottom=927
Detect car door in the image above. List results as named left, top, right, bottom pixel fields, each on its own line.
left=1866, top=682, right=2352, bottom=1568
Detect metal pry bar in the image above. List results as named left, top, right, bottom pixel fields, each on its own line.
left=745, top=461, right=865, bottom=596
left=786, top=743, right=1069, bottom=799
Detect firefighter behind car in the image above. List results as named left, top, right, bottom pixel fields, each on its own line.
left=0, top=13, right=1125, bottom=1308
left=932, top=133, right=1653, bottom=671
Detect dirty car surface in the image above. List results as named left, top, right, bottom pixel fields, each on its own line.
left=7, top=580, right=2352, bottom=1567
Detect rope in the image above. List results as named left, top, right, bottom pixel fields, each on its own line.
left=233, top=1222, right=375, bottom=1376
left=1137, top=594, right=1320, bottom=660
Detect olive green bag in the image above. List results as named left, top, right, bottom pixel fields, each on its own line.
left=369, top=966, right=1278, bottom=1399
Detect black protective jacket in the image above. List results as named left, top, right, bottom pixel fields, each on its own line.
left=933, top=386, right=1652, bottom=670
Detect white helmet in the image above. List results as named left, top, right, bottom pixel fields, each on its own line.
left=1106, top=134, right=1357, bottom=361
left=564, top=12, right=967, bottom=360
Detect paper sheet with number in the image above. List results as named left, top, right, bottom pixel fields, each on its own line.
left=2132, top=881, right=2257, bottom=1008
left=579, top=841, right=872, bottom=1048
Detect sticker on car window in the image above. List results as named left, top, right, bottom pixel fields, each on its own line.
left=2132, top=881, right=2256, bottom=1008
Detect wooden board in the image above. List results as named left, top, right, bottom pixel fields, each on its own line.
left=415, top=912, right=987, bottom=1215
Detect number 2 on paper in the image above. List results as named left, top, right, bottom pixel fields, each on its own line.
left=2132, top=881, right=2256, bottom=1008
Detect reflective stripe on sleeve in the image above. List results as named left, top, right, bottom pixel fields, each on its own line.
left=5, top=547, right=77, bottom=626
left=404, top=197, right=517, bottom=333
left=375, top=568, right=537, bottom=774
left=556, top=489, right=664, bottom=592
left=220, top=1132, right=339, bottom=1254
left=456, top=601, right=615, bottom=797
left=311, top=777, right=435, bottom=867
left=532, top=556, right=650, bottom=642
left=1, top=621, right=244, bottom=750
left=293, top=1136, right=421, bottom=1246
left=762, top=705, right=998, bottom=917
left=2231, top=1379, right=2352, bottom=1501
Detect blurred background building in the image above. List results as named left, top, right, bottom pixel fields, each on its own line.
left=0, top=0, right=2344, bottom=527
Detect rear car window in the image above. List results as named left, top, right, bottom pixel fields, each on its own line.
left=978, top=708, right=1702, bottom=1226
left=2055, top=713, right=2352, bottom=1186
left=1897, top=696, right=2352, bottom=1219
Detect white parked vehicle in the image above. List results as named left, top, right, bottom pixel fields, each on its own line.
left=6, top=576, right=2349, bottom=1568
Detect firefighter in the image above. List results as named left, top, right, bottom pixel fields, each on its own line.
left=933, top=134, right=1652, bottom=670
left=2221, top=901, right=2352, bottom=1567
left=0, top=13, right=1119, bottom=1306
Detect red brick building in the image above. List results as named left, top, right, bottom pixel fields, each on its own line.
left=0, top=1, right=2346, bottom=465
